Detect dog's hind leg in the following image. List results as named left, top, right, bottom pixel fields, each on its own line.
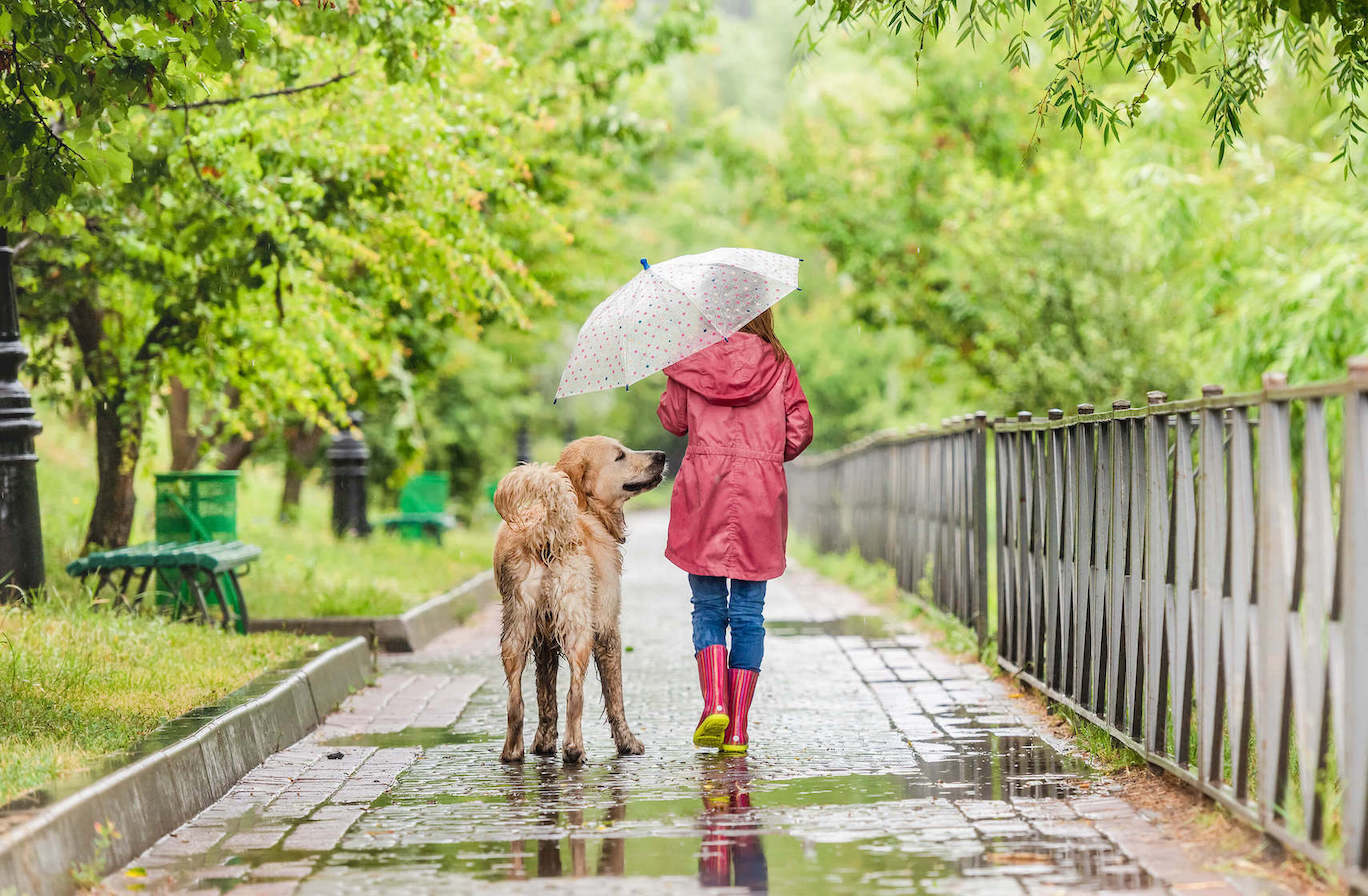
left=500, top=635, right=530, bottom=763
left=594, top=629, right=644, bottom=755
left=531, top=632, right=559, bottom=756
left=561, top=633, right=593, bottom=764
left=499, top=580, right=537, bottom=763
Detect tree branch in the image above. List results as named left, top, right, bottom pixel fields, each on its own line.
left=11, top=37, right=84, bottom=160
left=163, top=70, right=357, bottom=111
left=71, top=0, right=118, bottom=51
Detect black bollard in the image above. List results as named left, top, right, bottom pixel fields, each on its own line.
left=0, top=228, right=44, bottom=598
left=516, top=425, right=531, bottom=466
left=328, top=411, right=371, bottom=537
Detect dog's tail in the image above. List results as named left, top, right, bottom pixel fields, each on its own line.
left=493, top=463, right=582, bottom=560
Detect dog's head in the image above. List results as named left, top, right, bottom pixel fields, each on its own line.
left=555, top=436, right=666, bottom=541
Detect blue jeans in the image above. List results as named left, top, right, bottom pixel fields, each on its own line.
left=689, top=575, right=767, bottom=672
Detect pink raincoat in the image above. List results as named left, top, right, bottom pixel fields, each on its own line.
left=657, top=333, right=814, bottom=581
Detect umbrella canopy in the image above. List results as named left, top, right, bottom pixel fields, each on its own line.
left=555, top=248, right=801, bottom=401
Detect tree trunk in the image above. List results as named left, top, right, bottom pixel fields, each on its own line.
left=280, top=422, right=323, bottom=523
left=167, top=377, right=201, bottom=470
left=86, top=393, right=144, bottom=551
left=217, top=433, right=254, bottom=470
left=68, top=299, right=145, bottom=552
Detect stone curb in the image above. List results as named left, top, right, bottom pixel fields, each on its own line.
left=247, top=569, right=496, bottom=653
left=0, top=638, right=373, bottom=896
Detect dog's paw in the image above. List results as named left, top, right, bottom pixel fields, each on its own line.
left=500, top=744, right=525, bottom=763
left=563, top=743, right=586, bottom=765
left=615, top=733, right=645, bottom=756
left=531, top=729, right=558, bottom=756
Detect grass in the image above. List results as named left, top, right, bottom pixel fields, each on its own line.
left=36, top=409, right=497, bottom=619
left=0, top=591, right=327, bottom=804
left=234, top=465, right=497, bottom=618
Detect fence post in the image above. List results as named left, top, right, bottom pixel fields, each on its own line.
left=1143, top=390, right=1171, bottom=755
left=972, top=411, right=988, bottom=641
left=1084, top=404, right=1108, bottom=715
left=1197, top=384, right=1226, bottom=785
left=1044, top=409, right=1065, bottom=691
left=1255, top=372, right=1295, bottom=830
left=1105, top=399, right=1127, bottom=727
left=1340, top=357, right=1368, bottom=874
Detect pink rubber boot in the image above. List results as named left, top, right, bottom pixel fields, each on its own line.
left=693, top=645, right=730, bottom=748
left=722, top=668, right=758, bottom=754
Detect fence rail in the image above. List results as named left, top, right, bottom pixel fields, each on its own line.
left=787, top=361, right=1368, bottom=891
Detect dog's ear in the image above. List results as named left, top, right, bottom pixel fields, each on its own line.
left=555, top=442, right=591, bottom=510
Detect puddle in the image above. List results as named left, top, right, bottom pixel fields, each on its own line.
left=164, top=681, right=1145, bottom=895
left=766, top=614, right=895, bottom=639
left=320, top=729, right=495, bottom=749
left=201, top=749, right=1149, bottom=895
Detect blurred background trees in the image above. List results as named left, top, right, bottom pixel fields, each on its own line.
left=7, top=0, right=1368, bottom=544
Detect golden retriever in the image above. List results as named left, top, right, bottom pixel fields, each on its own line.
left=492, top=436, right=666, bottom=763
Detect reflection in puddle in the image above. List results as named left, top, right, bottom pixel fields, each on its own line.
left=698, top=758, right=767, bottom=892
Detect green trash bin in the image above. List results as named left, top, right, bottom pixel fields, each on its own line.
left=155, top=471, right=239, bottom=542
left=154, top=472, right=243, bottom=624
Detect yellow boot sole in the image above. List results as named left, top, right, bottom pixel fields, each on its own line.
left=693, top=713, right=729, bottom=749
left=720, top=742, right=748, bottom=755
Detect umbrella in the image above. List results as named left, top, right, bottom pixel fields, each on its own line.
left=554, top=248, right=801, bottom=401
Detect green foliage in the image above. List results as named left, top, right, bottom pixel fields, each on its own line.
left=799, top=0, right=1368, bottom=173
left=0, top=0, right=472, bottom=220
left=579, top=3, right=1368, bottom=451
left=12, top=0, right=709, bottom=546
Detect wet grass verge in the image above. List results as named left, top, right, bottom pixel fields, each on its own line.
left=0, top=590, right=333, bottom=805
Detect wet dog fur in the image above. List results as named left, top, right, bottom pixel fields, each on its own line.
left=492, top=436, right=666, bottom=763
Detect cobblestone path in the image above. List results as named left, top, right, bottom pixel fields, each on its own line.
left=108, top=512, right=1274, bottom=895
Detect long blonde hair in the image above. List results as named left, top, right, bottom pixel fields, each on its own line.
left=739, top=308, right=789, bottom=364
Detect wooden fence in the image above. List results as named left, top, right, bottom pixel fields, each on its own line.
left=787, top=361, right=1368, bottom=890
left=787, top=413, right=991, bottom=640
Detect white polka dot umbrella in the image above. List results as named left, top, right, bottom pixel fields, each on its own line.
left=555, top=248, right=802, bottom=401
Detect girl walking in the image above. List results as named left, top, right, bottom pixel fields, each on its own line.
left=657, top=308, right=814, bottom=754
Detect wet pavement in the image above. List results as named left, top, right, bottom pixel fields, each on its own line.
left=107, top=512, right=1266, bottom=895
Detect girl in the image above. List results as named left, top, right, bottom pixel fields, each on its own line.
left=657, top=308, right=814, bottom=753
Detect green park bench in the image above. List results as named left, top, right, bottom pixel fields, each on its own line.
left=381, top=472, right=457, bottom=543
left=65, top=471, right=257, bottom=634
left=66, top=540, right=259, bottom=634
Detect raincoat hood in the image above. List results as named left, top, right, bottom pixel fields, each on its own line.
left=663, top=333, right=784, bottom=407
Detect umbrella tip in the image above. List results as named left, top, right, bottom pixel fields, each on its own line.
left=640, top=258, right=650, bottom=270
